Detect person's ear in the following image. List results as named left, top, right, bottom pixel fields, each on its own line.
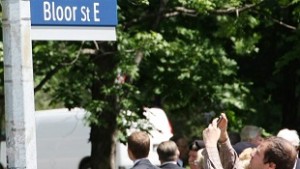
left=128, top=148, right=134, bottom=160
left=176, top=149, right=180, bottom=157
left=268, top=162, right=276, bottom=169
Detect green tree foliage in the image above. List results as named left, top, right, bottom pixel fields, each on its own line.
left=116, top=0, right=256, bottom=138
left=32, top=1, right=253, bottom=168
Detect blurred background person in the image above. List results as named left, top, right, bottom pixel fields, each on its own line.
left=229, top=131, right=241, bottom=145
left=157, top=140, right=184, bottom=169
left=170, top=134, right=189, bottom=167
left=233, top=125, right=263, bottom=155
left=277, top=128, right=300, bottom=169
left=188, top=140, right=205, bottom=169
left=238, top=147, right=256, bottom=169
left=188, top=149, right=205, bottom=169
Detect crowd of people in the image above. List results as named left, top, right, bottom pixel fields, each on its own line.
left=127, top=113, right=300, bottom=169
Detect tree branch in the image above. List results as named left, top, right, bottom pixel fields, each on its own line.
left=273, top=18, right=297, bottom=30
left=212, top=3, right=259, bottom=14
left=34, top=65, right=62, bottom=92
left=35, top=41, right=87, bottom=93
left=164, top=2, right=262, bottom=18
left=165, top=7, right=198, bottom=17
left=129, top=0, right=170, bottom=79
left=81, top=48, right=98, bottom=55
left=61, top=41, right=85, bottom=66
left=152, top=0, right=169, bottom=29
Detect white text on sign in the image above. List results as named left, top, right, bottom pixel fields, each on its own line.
left=43, top=2, right=100, bottom=22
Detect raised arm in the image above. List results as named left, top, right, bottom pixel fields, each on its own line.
left=202, top=113, right=241, bottom=169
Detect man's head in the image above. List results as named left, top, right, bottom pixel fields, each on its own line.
left=157, top=140, right=179, bottom=163
left=127, top=131, right=150, bottom=160
left=188, top=140, right=205, bottom=169
left=250, top=137, right=297, bottom=169
left=170, top=135, right=189, bottom=162
left=188, top=148, right=205, bottom=169
left=277, top=128, right=299, bottom=151
left=241, top=125, right=263, bottom=145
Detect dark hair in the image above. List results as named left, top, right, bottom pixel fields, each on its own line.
left=170, top=134, right=187, bottom=143
left=157, top=141, right=178, bottom=162
left=263, top=137, right=297, bottom=169
left=128, top=131, right=150, bottom=159
left=229, top=131, right=241, bottom=145
left=189, top=140, right=205, bottom=151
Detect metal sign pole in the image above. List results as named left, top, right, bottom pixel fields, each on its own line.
left=2, top=0, right=37, bottom=168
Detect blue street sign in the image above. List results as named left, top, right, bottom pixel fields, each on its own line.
left=30, top=0, right=117, bottom=26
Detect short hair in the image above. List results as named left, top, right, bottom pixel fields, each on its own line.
left=277, top=128, right=299, bottom=147
left=263, top=137, right=297, bottom=169
left=170, top=134, right=185, bottom=142
left=240, top=125, right=262, bottom=141
left=157, top=141, right=178, bottom=162
left=128, top=131, right=150, bottom=159
left=189, top=140, right=205, bottom=151
left=169, top=134, right=189, bottom=147
left=229, top=131, right=241, bottom=145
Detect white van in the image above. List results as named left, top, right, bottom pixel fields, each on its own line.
left=0, top=107, right=173, bottom=169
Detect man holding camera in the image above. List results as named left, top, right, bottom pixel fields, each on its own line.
left=202, top=113, right=297, bottom=169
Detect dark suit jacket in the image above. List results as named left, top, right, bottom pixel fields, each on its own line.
left=233, top=141, right=256, bottom=155
left=160, top=162, right=184, bottom=169
left=131, top=159, right=160, bottom=169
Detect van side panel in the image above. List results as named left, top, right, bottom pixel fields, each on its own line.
left=0, top=108, right=173, bottom=169
left=35, top=108, right=90, bottom=169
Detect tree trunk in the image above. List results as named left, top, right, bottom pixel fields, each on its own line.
left=90, top=111, right=117, bottom=169
left=89, top=43, right=119, bottom=169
